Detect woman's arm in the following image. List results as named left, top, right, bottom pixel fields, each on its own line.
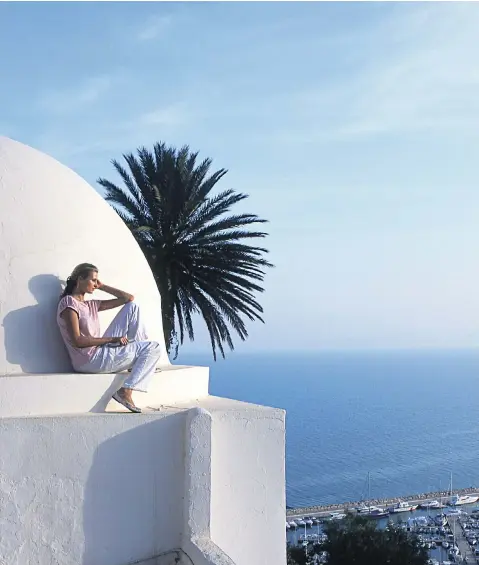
left=97, top=281, right=134, bottom=312
left=61, top=308, right=127, bottom=347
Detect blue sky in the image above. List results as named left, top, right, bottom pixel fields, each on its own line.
left=2, top=2, right=479, bottom=354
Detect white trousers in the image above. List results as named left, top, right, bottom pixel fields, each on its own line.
left=77, top=302, right=162, bottom=392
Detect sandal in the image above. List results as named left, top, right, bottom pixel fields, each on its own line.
left=112, top=392, right=142, bottom=413
left=128, top=367, right=162, bottom=373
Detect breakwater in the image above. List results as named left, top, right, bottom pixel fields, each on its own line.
left=287, top=486, right=479, bottom=518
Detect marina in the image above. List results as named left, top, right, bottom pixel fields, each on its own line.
left=444, top=514, right=476, bottom=564
left=287, top=491, right=479, bottom=564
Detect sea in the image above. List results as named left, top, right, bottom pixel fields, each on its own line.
left=178, top=348, right=479, bottom=510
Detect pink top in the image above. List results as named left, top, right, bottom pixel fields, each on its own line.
left=57, top=295, right=102, bottom=370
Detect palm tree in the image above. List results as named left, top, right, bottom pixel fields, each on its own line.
left=97, top=142, right=273, bottom=359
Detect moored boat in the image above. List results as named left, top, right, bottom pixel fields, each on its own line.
left=357, top=505, right=381, bottom=515
left=434, top=514, right=447, bottom=526
left=449, top=494, right=479, bottom=506
left=365, top=508, right=389, bottom=519
left=389, top=500, right=418, bottom=513
left=407, top=515, right=428, bottom=529
left=419, top=500, right=445, bottom=509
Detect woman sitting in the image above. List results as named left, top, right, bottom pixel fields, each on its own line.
left=57, top=262, right=162, bottom=413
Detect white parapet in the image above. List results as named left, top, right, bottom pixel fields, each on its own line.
left=0, top=365, right=209, bottom=418
left=0, top=397, right=286, bottom=565
left=183, top=398, right=286, bottom=565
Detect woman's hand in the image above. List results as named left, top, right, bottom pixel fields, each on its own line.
left=95, top=279, right=104, bottom=290
left=109, top=336, right=129, bottom=346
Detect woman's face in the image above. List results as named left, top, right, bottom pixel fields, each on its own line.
left=78, top=270, right=99, bottom=294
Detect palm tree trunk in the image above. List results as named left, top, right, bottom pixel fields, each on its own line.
left=155, top=265, right=175, bottom=355
left=137, top=247, right=176, bottom=355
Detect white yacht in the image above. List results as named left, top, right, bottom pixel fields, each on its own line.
left=289, top=521, right=297, bottom=528
left=419, top=499, right=443, bottom=509
left=365, top=508, right=389, bottom=519
left=357, top=505, right=382, bottom=515
left=449, top=494, right=479, bottom=506
left=389, top=501, right=418, bottom=513
left=446, top=472, right=479, bottom=506
left=286, top=522, right=290, bottom=530
left=297, top=519, right=306, bottom=526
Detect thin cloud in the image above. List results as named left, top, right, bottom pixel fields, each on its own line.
left=137, top=15, right=172, bottom=42
left=34, top=102, right=191, bottom=164
left=38, top=75, right=116, bottom=115
left=272, top=3, right=479, bottom=143
left=138, top=104, right=189, bottom=127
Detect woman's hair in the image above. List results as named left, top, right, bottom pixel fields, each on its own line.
left=61, top=263, right=98, bottom=298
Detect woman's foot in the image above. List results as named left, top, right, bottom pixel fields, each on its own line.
left=112, top=387, right=141, bottom=413
left=120, top=387, right=134, bottom=403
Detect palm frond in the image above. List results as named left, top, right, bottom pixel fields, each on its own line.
left=99, top=141, right=273, bottom=359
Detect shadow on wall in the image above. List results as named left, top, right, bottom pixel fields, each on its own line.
left=82, top=414, right=185, bottom=565
left=89, top=373, right=126, bottom=413
left=2, top=274, right=72, bottom=373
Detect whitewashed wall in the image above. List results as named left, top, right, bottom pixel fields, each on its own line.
left=210, top=401, right=286, bottom=565
left=0, top=411, right=184, bottom=565
left=0, top=399, right=286, bottom=565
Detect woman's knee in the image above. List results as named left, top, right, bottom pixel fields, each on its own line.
left=120, top=300, right=140, bottom=318
left=147, top=340, right=162, bottom=356
left=122, top=300, right=138, bottom=312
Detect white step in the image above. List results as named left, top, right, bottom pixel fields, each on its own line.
left=0, top=365, right=209, bottom=418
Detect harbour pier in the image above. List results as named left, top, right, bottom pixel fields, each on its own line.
left=446, top=515, right=477, bottom=564
left=287, top=486, right=479, bottom=520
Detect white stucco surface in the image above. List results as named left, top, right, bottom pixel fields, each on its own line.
left=183, top=407, right=235, bottom=565
left=0, top=398, right=286, bottom=565
left=0, top=136, right=169, bottom=375
left=0, top=411, right=185, bottom=565
left=0, top=365, right=209, bottom=417
left=188, top=398, right=286, bottom=565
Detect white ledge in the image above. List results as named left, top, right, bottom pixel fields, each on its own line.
left=0, top=365, right=209, bottom=418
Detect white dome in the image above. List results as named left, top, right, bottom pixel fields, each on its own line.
left=0, top=136, right=169, bottom=374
